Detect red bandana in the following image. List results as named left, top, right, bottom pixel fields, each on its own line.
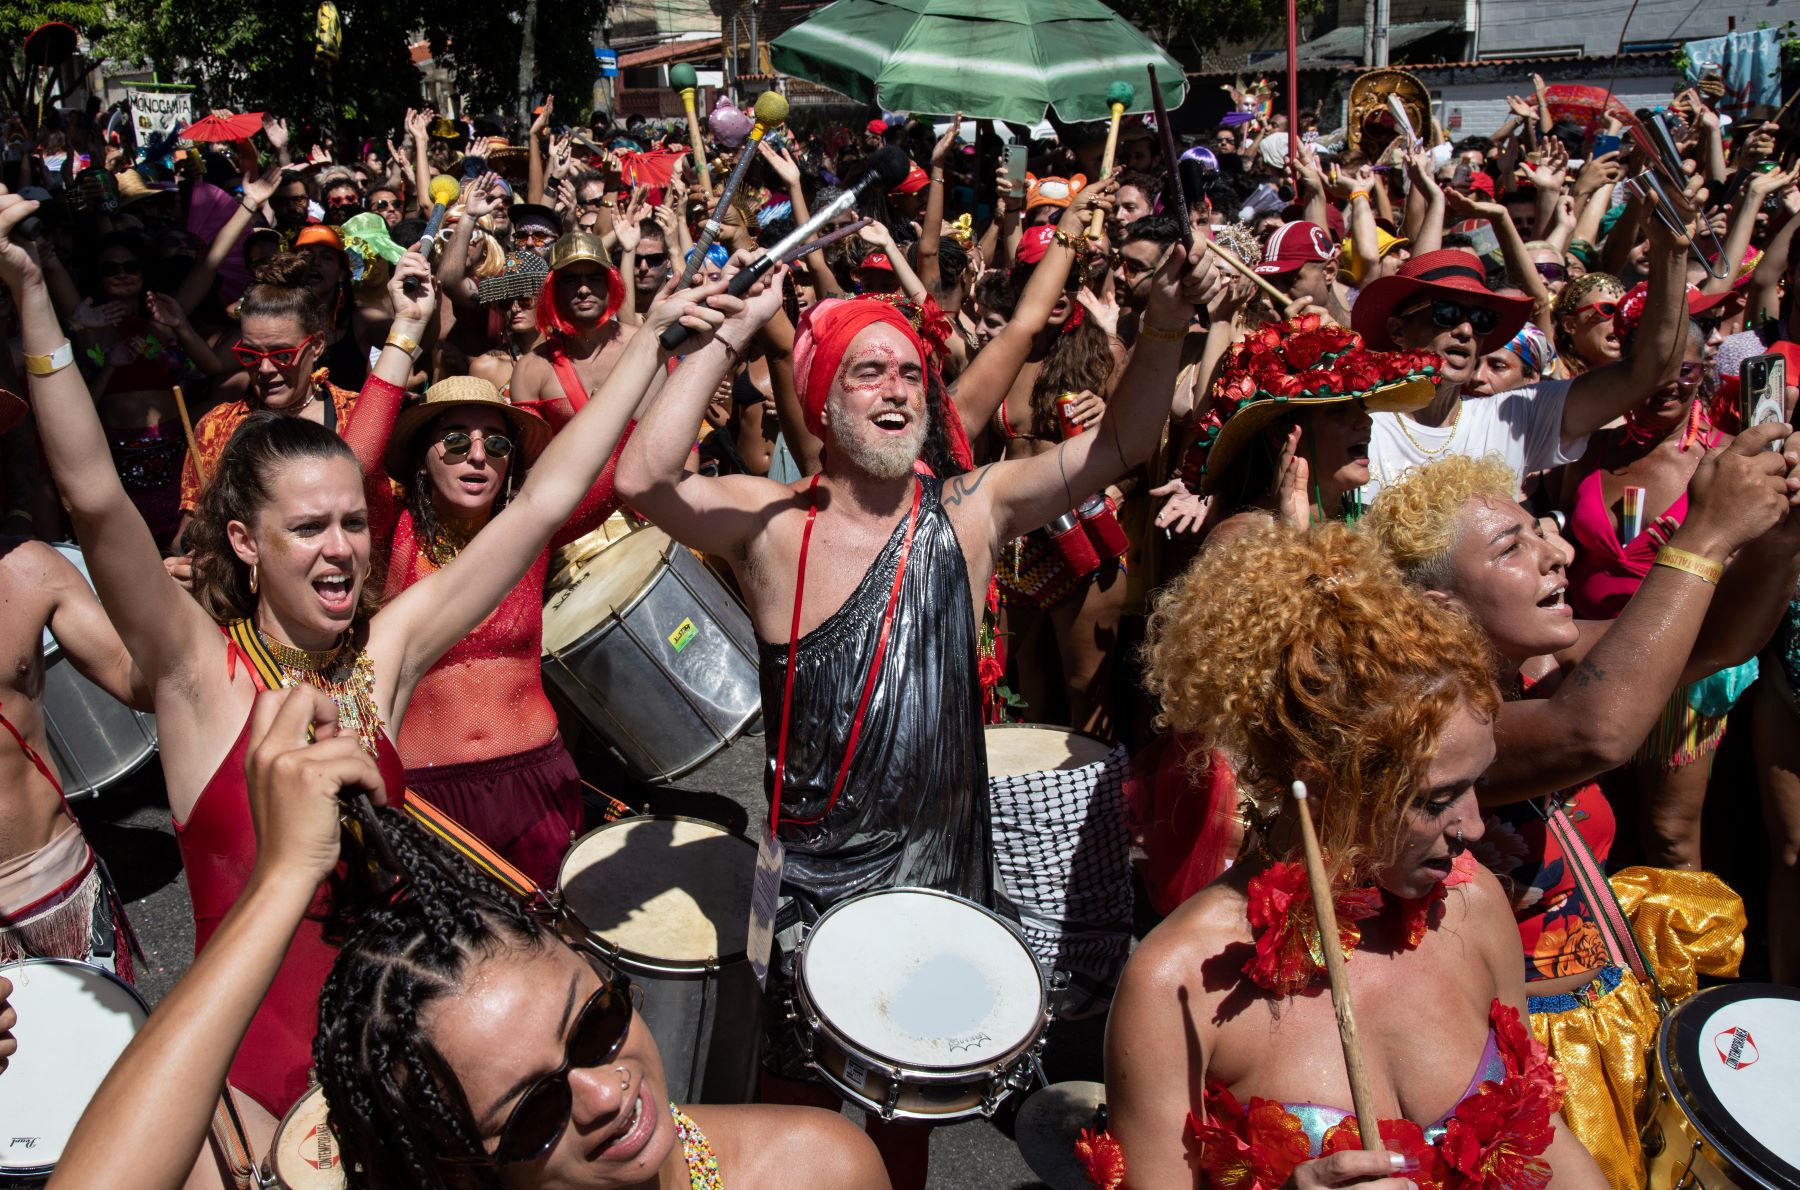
left=792, top=297, right=928, bottom=443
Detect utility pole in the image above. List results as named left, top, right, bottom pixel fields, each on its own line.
left=1364, top=0, right=1376, bottom=67
left=1373, top=0, right=1390, bottom=66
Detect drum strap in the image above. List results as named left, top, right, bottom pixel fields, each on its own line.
left=222, top=620, right=543, bottom=904
left=209, top=1086, right=259, bottom=1190
left=1541, top=798, right=1671, bottom=1013
left=769, top=472, right=922, bottom=832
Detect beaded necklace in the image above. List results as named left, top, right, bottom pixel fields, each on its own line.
left=671, top=1103, right=723, bottom=1190
left=258, top=629, right=385, bottom=757
left=422, top=515, right=484, bottom=569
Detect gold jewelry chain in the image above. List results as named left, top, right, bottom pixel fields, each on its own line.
left=1392, top=396, right=1462, bottom=457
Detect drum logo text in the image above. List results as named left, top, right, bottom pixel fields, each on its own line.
left=667, top=618, right=697, bottom=651
left=304, top=1124, right=338, bottom=1170
left=8, top=1137, right=37, bottom=1149
left=1713, top=1026, right=1759, bottom=1069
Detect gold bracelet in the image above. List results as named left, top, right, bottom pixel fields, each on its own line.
left=1138, top=320, right=1191, bottom=343
left=1052, top=227, right=1087, bottom=252
left=384, top=333, right=421, bottom=359
left=24, top=341, right=74, bottom=376
left=1654, top=545, right=1723, bottom=586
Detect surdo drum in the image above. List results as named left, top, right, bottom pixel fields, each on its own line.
left=1644, top=982, right=1800, bottom=1188
left=0, top=958, right=149, bottom=1179
left=558, top=816, right=763, bottom=1103
left=267, top=1086, right=346, bottom=1189
left=791, top=888, right=1050, bottom=1121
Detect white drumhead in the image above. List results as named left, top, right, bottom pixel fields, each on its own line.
left=802, top=890, right=1043, bottom=1068
left=43, top=543, right=92, bottom=653
left=984, top=725, right=1114, bottom=779
left=271, top=1086, right=346, bottom=1188
left=542, top=527, right=671, bottom=655
left=0, top=959, right=148, bottom=1171
left=560, top=817, right=755, bottom=962
left=1692, top=993, right=1800, bottom=1169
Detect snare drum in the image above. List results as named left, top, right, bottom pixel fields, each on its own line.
left=267, top=1086, right=345, bottom=1189
left=41, top=543, right=158, bottom=800
left=1645, top=982, right=1800, bottom=1189
left=559, top=816, right=762, bottom=1103
left=541, top=525, right=761, bottom=783
left=985, top=725, right=1131, bottom=1016
left=792, top=887, right=1049, bottom=1121
left=0, top=958, right=149, bottom=1178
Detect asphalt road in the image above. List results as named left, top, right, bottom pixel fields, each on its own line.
left=71, top=727, right=1103, bottom=1190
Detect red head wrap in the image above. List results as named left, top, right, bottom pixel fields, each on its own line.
left=792, top=298, right=928, bottom=443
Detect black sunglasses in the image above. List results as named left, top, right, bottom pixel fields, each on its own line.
left=98, top=259, right=143, bottom=277
left=439, top=429, right=514, bottom=461
left=485, top=962, right=635, bottom=1164
left=1402, top=298, right=1500, bottom=336
left=1533, top=261, right=1566, bottom=283
left=636, top=253, right=669, bottom=269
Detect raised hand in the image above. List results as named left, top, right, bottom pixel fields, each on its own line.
left=1272, top=424, right=1311, bottom=527
left=530, top=94, right=555, bottom=139
left=462, top=170, right=504, bottom=219
left=263, top=115, right=289, bottom=151
left=931, top=112, right=964, bottom=167
left=1151, top=476, right=1211, bottom=536
left=385, top=248, right=438, bottom=327
left=757, top=140, right=802, bottom=189
left=244, top=687, right=386, bottom=891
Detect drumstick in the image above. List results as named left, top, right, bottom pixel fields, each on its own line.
left=171, top=385, right=205, bottom=487
left=1291, top=780, right=1383, bottom=1151
left=1203, top=238, right=1291, bottom=306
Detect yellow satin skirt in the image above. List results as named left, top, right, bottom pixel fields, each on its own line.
left=1526, top=866, right=1745, bottom=1189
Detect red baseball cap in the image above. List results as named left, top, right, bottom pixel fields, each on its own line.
left=1016, top=224, right=1057, bottom=265
left=1254, top=221, right=1335, bottom=276
left=856, top=251, right=895, bottom=274
left=891, top=162, right=930, bottom=195
left=866, top=117, right=888, bottom=136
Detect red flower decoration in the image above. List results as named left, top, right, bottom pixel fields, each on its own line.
left=1075, top=1128, right=1127, bottom=1190
left=1322, top=1115, right=1447, bottom=1189
left=1188, top=1083, right=1313, bottom=1189
left=1393, top=879, right=1448, bottom=949
left=1243, top=861, right=1383, bottom=996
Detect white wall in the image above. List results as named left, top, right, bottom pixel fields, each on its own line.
left=1434, top=75, right=1684, bottom=141
left=1476, top=0, right=1800, bottom=59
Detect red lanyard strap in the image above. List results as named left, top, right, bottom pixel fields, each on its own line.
left=770, top=473, right=923, bottom=834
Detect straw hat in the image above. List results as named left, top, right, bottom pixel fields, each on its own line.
left=383, top=375, right=552, bottom=479
left=1183, top=315, right=1440, bottom=494
left=116, top=169, right=177, bottom=207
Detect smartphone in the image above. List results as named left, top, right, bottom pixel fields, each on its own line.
left=1593, top=133, right=1621, bottom=157
left=1742, top=352, right=1788, bottom=447
left=1005, top=143, right=1027, bottom=186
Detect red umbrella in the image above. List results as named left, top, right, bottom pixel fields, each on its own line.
left=1543, top=85, right=1630, bottom=137
left=181, top=111, right=266, bottom=143
left=617, top=148, right=690, bottom=189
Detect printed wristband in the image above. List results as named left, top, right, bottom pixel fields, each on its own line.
left=1653, top=545, right=1723, bottom=586
left=24, top=341, right=74, bottom=376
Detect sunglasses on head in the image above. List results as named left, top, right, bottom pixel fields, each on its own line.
left=438, top=428, right=514, bottom=461
left=231, top=333, right=319, bottom=369
left=1402, top=298, right=1500, bottom=336
left=98, top=259, right=143, bottom=277
left=1533, top=261, right=1566, bottom=283
left=480, top=957, right=635, bottom=1165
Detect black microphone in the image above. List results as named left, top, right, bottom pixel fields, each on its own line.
left=658, top=147, right=911, bottom=352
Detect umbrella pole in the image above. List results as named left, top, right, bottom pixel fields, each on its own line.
left=1286, top=0, right=1300, bottom=176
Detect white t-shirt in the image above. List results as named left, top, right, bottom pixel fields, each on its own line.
left=1363, top=378, right=1583, bottom=500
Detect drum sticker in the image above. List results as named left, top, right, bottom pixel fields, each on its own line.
left=667, top=617, right=698, bottom=652
left=304, top=1123, right=338, bottom=1170
left=842, top=1055, right=870, bottom=1092
left=1714, top=1026, right=1760, bottom=1069
left=748, top=827, right=784, bottom=988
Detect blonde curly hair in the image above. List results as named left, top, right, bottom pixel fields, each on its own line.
left=1142, top=522, right=1498, bottom=879
left=1363, top=454, right=1517, bottom=590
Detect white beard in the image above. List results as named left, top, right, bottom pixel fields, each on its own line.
left=826, top=394, right=926, bottom=478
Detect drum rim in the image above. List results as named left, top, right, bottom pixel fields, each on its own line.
left=1659, top=981, right=1800, bottom=1190
left=557, top=814, right=756, bottom=970
left=795, top=886, right=1049, bottom=1075
left=981, top=722, right=1119, bottom=774
left=270, top=1084, right=343, bottom=1183
left=0, top=957, right=149, bottom=1174
left=541, top=529, right=677, bottom=655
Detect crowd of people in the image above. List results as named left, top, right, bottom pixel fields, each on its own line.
left=1, top=47, right=1799, bottom=1190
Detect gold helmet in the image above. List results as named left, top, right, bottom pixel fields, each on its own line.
left=1346, top=68, right=1432, bottom=157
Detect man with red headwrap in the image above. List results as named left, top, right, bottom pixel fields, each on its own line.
left=617, top=243, right=1215, bottom=1188
left=508, top=232, right=640, bottom=430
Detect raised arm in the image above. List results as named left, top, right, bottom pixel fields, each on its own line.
left=1563, top=206, right=1688, bottom=440
left=435, top=172, right=503, bottom=315
left=614, top=262, right=796, bottom=560
left=0, top=188, right=217, bottom=688
left=978, top=241, right=1215, bottom=543
left=371, top=283, right=720, bottom=696
left=858, top=220, right=929, bottom=306
left=30, top=541, right=152, bottom=711
left=342, top=250, right=437, bottom=477
left=47, top=688, right=382, bottom=1190
left=918, top=115, right=962, bottom=297
left=173, top=154, right=287, bottom=315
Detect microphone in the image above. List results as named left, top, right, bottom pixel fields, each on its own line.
left=676, top=91, right=790, bottom=289
left=658, top=147, right=910, bottom=351
left=416, top=174, right=461, bottom=259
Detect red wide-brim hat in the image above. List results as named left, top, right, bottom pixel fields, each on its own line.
left=1351, top=248, right=1534, bottom=354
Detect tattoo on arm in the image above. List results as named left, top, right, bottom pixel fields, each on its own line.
left=941, top=466, right=992, bottom=509
left=1566, top=659, right=1607, bottom=689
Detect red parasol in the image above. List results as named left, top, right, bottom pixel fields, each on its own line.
left=1543, top=85, right=1632, bottom=138
left=181, top=111, right=267, bottom=143
left=23, top=23, right=78, bottom=69
left=616, top=148, right=690, bottom=189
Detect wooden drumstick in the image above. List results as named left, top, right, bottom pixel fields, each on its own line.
left=1291, top=780, right=1383, bottom=1151
left=1202, top=238, right=1292, bottom=307
left=171, top=385, right=205, bottom=487
left=1091, top=81, right=1134, bottom=240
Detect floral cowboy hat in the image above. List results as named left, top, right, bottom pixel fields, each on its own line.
left=1182, top=314, right=1442, bottom=494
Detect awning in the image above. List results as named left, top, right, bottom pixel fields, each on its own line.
left=1252, top=21, right=1458, bottom=70
left=619, top=37, right=723, bottom=70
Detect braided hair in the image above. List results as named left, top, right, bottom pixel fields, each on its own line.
left=313, top=810, right=554, bottom=1189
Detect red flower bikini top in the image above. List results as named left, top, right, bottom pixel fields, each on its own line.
left=1077, top=855, right=1567, bottom=1190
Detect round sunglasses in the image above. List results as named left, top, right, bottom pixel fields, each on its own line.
left=1401, top=298, right=1501, bottom=336
left=438, top=428, right=514, bottom=462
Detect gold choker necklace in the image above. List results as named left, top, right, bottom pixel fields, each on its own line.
left=423, top=516, right=484, bottom=569
left=258, top=629, right=384, bottom=757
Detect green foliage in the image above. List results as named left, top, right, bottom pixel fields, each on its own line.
left=1097, top=0, right=1325, bottom=62
left=96, top=0, right=605, bottom=138
left=0, top=0, right=110, bottom=43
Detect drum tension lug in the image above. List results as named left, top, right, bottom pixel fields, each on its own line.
left=882, top=1079, right=902, bottom=1120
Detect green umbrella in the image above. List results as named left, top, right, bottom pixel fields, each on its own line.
left=770, top=0, right=1186, bottom=127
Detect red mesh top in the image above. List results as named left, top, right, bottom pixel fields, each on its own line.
left=348, top=376, right=630, bottom=768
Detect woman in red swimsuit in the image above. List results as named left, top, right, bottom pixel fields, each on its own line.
left=1105, top=522, right=1605, bottom=1189
left=0, top=190, right=727, bottom=1144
